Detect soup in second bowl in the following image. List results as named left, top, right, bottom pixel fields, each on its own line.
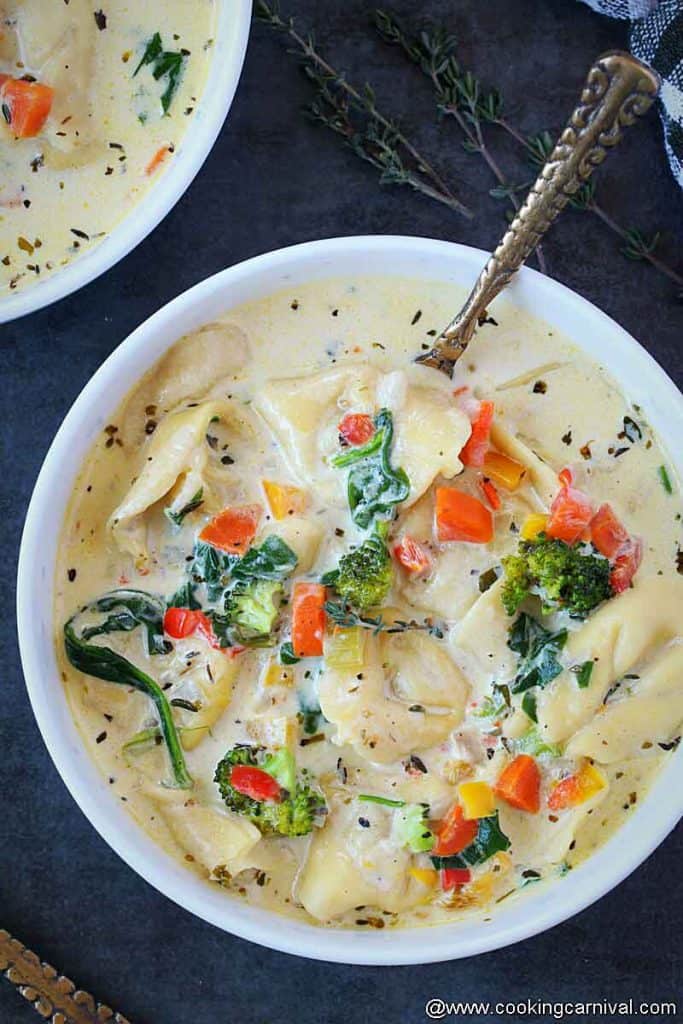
left=0, top=0, right=216, bottom=297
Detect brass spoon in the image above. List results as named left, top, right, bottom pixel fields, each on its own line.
left=418, top=50, right=660, bottom=376
left=0, top=929, right=132, bottom=1024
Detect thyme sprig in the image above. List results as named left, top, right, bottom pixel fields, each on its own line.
left=525, top=131, right=683, bottom=289
left=376, top=11, right=682, bottom=293
left=255, top=1, right=471, bottom=219
left=374, top=10, right=547, bottom=273
left=324, top=598, right=445, bottom=638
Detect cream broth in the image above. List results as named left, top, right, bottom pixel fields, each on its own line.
left=54, top=276, right=683, bottom=929
left=0, top=0, right=215, bottom=295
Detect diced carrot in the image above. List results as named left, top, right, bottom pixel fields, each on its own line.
left=262, top=480, right=307, bottom=520
left=0, top=76, right=54, bottom=138
left=479, top=477, right=501, bottom=510
left=610, top=536, right=643, bottom=594
left=459, top=400, right=494, bottom=467
left=545, top=473, right=594, bottom=544
left=441, top=867, right=471, bottom=890
left=494, top=754, right=541, bottom=814
left=547, top=761, right=606, bottom=811
left=435, top=487, right=494, bottom=544
left=393, top=535, right=432, bottom=575
left=589, top=503, right=629, bottom=559
left=338, top=412, right=374, bottom=446
left=432, top=803, right=478, bottom=857
left=145, top=145, right=170, bottom=175
left=482, top=450, right=526, bottom=490
left=291, top=582, right=326, bottom=657
left=199, top=504, right=261, bottom=554
left=558, top=467, right=573, bottom=488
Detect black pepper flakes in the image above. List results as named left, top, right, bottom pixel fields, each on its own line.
left=358, top=817, right=370, bottom=828
left=67, top=568, right=77, bottom=582
left=94, top=9, right=107, bottom=30
left=533, top=380, right=547, bottom=394
left=95, top=731, right=107, bottom=744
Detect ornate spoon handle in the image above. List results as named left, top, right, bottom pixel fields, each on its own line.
left=418, top=50, right=660, bottom=374
left=0, top=929, right=132, bottom=1024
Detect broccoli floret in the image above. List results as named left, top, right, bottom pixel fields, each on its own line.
left=213, top=744, right=326, bottom=837
left=334, top=529, right=393, bottom=612
left=502, top=537, right=612, bottom=618
left=225, top=578, right=283, bottom=641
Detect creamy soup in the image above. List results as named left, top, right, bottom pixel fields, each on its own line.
left=54, top=276, right=683, bottom=930
left=0, top=0, right=216, bottom=295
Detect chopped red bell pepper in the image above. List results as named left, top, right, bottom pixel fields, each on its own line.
left=393, top=535, right=432, bottom=574
left=163, top=606, right=238, bottom=653
left=230, top=764, right=282, bottom=802
left=459, top=400, right=494, bottom=468
left=479, top=477, right=501, bottom=510
left=589, top=503, right=629, bottom=559
left=610, top=536, right=643, bottom=593
left=432, top=804, right=478, bottom=857
left=441, top=867, right=471, bottom=890
left=338, top=412, right=375, bottom=446
left=545, top=470, right=594, bottom=544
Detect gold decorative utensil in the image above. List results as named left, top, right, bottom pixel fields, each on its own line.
left=0, top=929, right=132, bottom=1024
left=418, top=50, right=660, bottom=375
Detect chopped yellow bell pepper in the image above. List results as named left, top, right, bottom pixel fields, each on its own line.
left=262, top=659, right=294, bottom=688
left=458, top=780, right=496, bottom=819
left=262, top=479, right=307, bottom=520
left=482, top=450, right=526, bottom=490
left=521, top=513, right=549, bottom=540
left=409, top=866, right=438, bottom=888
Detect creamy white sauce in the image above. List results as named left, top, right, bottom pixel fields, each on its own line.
left=0, top=0, right=216, bottom=294
left=54, top=275, right=683, bottom=930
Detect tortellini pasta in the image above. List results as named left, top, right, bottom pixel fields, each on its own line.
left=318, top=628, right=468, bottom=763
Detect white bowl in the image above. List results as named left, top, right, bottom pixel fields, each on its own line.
left=0, top=0, right=252, bottom=324
left=17, top=236, right=683, bottom=964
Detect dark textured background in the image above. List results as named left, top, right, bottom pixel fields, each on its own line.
left=2, top=1, right=682, bottom=1021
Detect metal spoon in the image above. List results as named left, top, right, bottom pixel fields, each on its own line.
left=418, top=50, right=660, bottom=376
left=0, top=928, right=132, bottom=1024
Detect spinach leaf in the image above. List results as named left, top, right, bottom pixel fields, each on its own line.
left=231, top=535, right=298, bottom=581
left=78, top=590, right=170, bottom=655
left=431, top=812, right=510, bottom=870
left=165, top=487, right=204, bottom=527
left=64, top=619, right=191, bottom=789
left=280, top=641, right=300, bottom=665
left=573, top=660, right=594, bottom=689
left=167, top=580, right=201, bottom=610
left=521, top=690, right=537, bottom=722
left=190, top=541, right=238, bottom=601
left=331, top=409, right=409, bottom=528
left=508, top=612, right=567, bottom=693
left=133, top=32, right=187, bottom=113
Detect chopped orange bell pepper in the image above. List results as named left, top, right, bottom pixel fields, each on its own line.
left=291, top=582, right=326, bottom=657
left=495, top=754, right=541, bottom=814
left=199, top=504, right=261, bottom=554
left=435, top=487, right=493, bottom=544
left=482, top=450, right=526, bottom=490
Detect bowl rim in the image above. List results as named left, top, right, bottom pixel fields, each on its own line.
left=16, top=234, right=683, bottom=965
left=0, top=0, right=253, bottom=324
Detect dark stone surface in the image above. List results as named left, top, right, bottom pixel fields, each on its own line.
left=1, top=1, right=681, bottom=1021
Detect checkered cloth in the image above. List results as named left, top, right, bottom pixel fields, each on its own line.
left=581, top=0, right=683, bottom=188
